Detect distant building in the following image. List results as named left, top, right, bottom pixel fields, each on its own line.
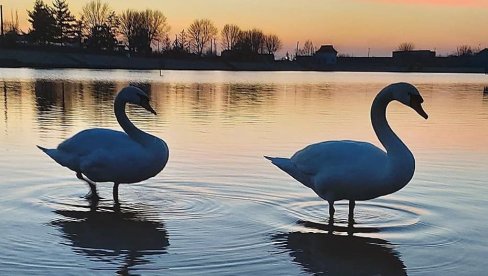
left=221, top=49, right=275, bottom=62
left=476, top=48, right=488, bottom=61
left=314, top=45, right=338, bottom=65
left=392, top=50, right=436, bottom=59
left=475, top=48, right=488, bottom=70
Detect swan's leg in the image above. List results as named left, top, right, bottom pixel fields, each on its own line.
left=328, top=201, right=335, bottom=218
left=349, top=200, right=356, bottom=223
left=113, top=183, right=119, bottom=204
left=76, top=172, right=99, bottom=199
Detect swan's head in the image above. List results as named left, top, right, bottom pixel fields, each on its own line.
left=118, top=86, right=157, bottom=115
left=389, top=82, right=428, bottom=119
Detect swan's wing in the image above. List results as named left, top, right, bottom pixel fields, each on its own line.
left=79, top=144, right=151, bottom=183
left=291, top=140, right=387, bottom=190
left=58, top=128, right=133, bottom=156
left=42, top=129, right=145, bottom=174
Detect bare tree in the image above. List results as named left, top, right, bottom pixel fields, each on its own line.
left=80, top=0, right=117, bottom=50
left=5, top=10, right=20, bottom=33
left=221, top=24, right=241, bottom=51
left=119, top=9, right=139, bottom=51
left=397, top=42, right=415, bottom=51
left=264, top=34, right=282, bottom=54
left=456, top=45, right=474, bottom=56
left=81, top=0, right=112, bottom=31
left=172, top=29, right=189, bottom=53
left=187, top=19, right=218, bottom=56
left=303, top=40, right=314, bottom=56
left=142, top=9, right=170, bottom=46
left=119, top=9, right=169, bottom=53
left=235, top=28, right=265, bottom=54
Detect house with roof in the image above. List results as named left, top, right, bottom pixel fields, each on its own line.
left=314, top=45, right=338, bottom=65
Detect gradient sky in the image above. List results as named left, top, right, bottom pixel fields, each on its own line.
left=2, top=0, right=487, bottom=57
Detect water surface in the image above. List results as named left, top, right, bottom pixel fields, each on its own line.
left=0, top=69, right=487, bottom=275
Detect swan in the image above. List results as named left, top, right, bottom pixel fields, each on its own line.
left=265, top=82, right=428, bottom=221
left=37, top=86, right=169, bottom=203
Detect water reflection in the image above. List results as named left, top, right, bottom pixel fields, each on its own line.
left=50, top=200, right=169, bottom=275
left=273, top=220, right=406, bottom=276
left=34, top=80, right=59, bottom=112
left=225, top=83, right=276, bottom=107
left=2, top=81, right=7, bottom=126
left=88, top=81, right=117, bottom=104
left=34, top=80, right=75, bottom=135
left=128, top=82, right=152, bottom=94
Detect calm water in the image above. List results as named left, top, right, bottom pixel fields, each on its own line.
left=0, top=69, right=487, bottom=275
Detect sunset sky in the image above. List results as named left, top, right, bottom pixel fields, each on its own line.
left=1, top=0, right=487, bottom=57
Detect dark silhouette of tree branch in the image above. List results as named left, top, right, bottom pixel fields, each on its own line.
left=456, top=45, right=475, bottom=56
left=81, top=0, right=118, bottom=51
left=221, top=24, right=241, bottom=51
left=187, top=19, right=218, bottom=56
left=397, top=42, right=415, bottom=51
left=264, top=34, right=282, bottom=54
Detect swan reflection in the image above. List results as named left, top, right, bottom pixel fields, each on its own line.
left=50, top=200, right=169, bottom=274
left=273, top=220, right=406, bottom=276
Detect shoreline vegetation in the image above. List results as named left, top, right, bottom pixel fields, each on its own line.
left=1, top=0, right=487, bottom=73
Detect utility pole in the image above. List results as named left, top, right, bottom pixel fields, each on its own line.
left=0, top=5, right=4, bottom=38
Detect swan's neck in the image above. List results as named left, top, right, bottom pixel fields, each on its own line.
left=114, top=97, right=148, bottom=143
left=371, top=89, right=415, bottom=192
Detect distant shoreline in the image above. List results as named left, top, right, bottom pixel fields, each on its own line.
left=0, top=48, right=486, bottom=74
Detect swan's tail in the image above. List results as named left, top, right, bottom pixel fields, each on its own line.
left=37, top=145, right=77, bottom=171
left=37, top=145, right=48, bottom=153
left=264, top=156, right=312, bottom=188
left=37, top=145, right=58, bottom=161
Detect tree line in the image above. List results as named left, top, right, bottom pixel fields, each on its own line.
left=3, top=0, right=283, bottom=57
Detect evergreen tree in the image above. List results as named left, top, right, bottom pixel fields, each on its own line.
left=52, top=0, right=76, bottom=44
left=27, top=0, right=57, bottom=44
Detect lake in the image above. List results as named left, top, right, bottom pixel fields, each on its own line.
left=0, top=68, right=487, bottom=275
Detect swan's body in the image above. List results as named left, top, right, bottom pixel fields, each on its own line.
left=266, top=82, right=428, bottom=220
left=38, top=86, right=168, bottom=202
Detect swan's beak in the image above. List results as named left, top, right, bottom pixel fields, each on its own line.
left=410, top=95, right=428, bottom=119
left=141, top=101, right=157, bottom=115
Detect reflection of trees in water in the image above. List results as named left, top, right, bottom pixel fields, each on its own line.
left=224, top=83, right=277, bottom=108
left=34, top=80, right=77, bottom=136
left=189, top=83, right=216, bottom=120
left=51, top=200, right=169, bottom=275
left=89, top=81, right=117, bottom=104
left=86, top=81, right=118, bottom=125
left=35, top=80, right=60, bottom=112
left=129, top=82, right=152, bottom=95
left=272, top=220, right=406, bottom=276
left=161, top=83, right=217, bottom=123
left=220, top=83, right=277, bottom=123
left=2, top=81, right=22, bottom=127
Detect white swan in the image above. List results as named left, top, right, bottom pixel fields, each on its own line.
left=265, top=82, right=428, bottom=221
left=38, top=86, right=169, bottom=203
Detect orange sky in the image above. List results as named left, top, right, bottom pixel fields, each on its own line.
left=2, top=0, right=487, bottom=57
